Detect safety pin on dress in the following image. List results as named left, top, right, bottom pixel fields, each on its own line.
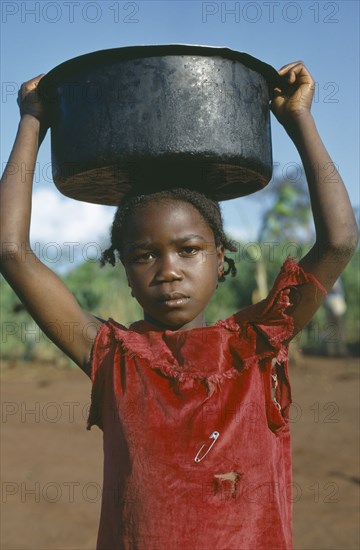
left=194, top=431, right=220, bottom=463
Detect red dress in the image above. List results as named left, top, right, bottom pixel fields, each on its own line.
left=87, top=259, right=326, bottom=550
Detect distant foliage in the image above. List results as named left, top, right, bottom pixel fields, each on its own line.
left=1, top=247, right=358, bottom=362
left=0, top=176, right=358, bottom=362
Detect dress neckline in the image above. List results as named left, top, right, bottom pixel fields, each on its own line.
left=128, top=318, right=217, bottom=335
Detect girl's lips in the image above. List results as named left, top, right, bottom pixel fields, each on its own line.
left=160, top=297, right=190, bottom=308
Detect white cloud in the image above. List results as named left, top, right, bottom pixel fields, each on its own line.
left=29, top=189, right=116, bottom=272
left=224, top=225, right=257, bottom=243
left=30, top=188, right=115, bottom=245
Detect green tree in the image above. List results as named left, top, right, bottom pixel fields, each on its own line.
left=255, top=176, right=312, bottom=300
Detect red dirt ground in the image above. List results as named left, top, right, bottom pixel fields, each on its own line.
left=1, top=354, right=359, bottom=550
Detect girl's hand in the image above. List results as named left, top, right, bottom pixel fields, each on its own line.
left=17, top=74, right=47, bottom=124
left=270, top=61, right=315, bottom=128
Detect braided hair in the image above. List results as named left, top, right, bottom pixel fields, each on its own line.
left=101, top=188, right=237, bottom=282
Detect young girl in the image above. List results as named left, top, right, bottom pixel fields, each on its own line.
left=0, top=62, right=358, bottom=550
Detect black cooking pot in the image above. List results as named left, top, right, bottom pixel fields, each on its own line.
left=38, top=45, right=288, bottom=205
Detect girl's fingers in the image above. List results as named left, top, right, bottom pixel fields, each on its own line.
left=279, top=63, right=310, bottom=80
left=277, top=62, right=314, bottom=88
left=278, top=61, right=304, bottom=73
left=25, top=74, right=46, bottom=84
left=21, top=74, right=46, bottom=94
left=17, top=74, right=47, bottom=119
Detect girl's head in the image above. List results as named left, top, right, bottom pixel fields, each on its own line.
left=101, top=189, right=237, bottom=330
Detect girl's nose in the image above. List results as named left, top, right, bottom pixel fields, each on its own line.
left=155, top=254, right=183, bottom=282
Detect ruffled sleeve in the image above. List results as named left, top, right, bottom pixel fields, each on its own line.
left=234, top=257, right=327, bottom=356
left=86, top=320, right=127, bottom=431
left=241, top=258, right=326, bottom=431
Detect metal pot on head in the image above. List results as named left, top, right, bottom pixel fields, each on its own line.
left=38, top=45, right=288, bottom=205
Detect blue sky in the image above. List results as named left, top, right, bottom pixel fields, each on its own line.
left=1, top=0, right=359, bottom=268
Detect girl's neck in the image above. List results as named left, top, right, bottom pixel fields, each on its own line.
left=143, top=311, right=208, bottom=332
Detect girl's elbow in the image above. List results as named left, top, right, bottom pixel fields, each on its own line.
left=345, top=224, right=360, bottom=252
left=315, top=223, right=358, bottom=258
left=324, top=230, right=359, bottom=259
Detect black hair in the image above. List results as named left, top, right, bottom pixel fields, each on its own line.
left=101, top=188, right=237, bottom=282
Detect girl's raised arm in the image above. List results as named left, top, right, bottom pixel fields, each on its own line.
left=270, top=62, right=358, bottom=337
left=0, top=76, right=103, bottom=375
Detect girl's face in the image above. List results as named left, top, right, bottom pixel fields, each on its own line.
left=122, top=199, right=224, bottom=331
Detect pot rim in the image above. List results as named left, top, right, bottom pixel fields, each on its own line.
left=38, top=44, right=286, bottom=92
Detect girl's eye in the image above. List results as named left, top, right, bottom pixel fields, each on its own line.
left=131, top=252, right=155, bottom=263
left=181, top=246, right=200, bottom=255
left=129, top=246, right=200, bottom=263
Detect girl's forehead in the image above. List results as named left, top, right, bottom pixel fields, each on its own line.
left=131, top=198, right=208, bottom=223
left=124, top=199, right=214, bottom=237
left=136, top=197, right=194, bottom=211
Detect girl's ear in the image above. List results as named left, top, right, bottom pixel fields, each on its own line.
left=124, top=269, right=131, bottom=288
left=125, top=271, right=135, bottom=297
left=217, top=245, right=225, bottom=276
left=126, top=276, right=135, bottom=297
